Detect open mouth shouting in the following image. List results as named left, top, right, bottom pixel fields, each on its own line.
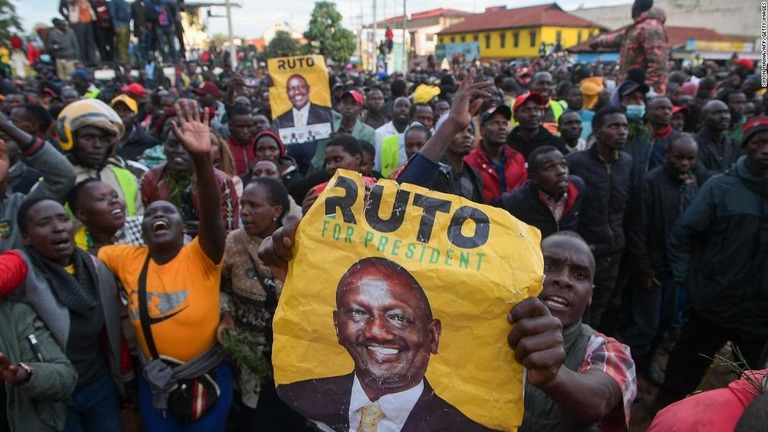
left=152, top=220, right=170, bottom=234
left=50, top=236, right=71, bottom=251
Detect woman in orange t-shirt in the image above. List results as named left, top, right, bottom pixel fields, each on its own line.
left=98, top=100, right=232, bottom=431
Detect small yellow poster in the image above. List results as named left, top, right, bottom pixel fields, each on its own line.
left=267, top=55, right=333, bottom=144
left=273, top=170, right=543, bottom=431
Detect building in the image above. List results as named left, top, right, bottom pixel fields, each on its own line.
left=379, top=8, right=472, bottom=56
left=358, top=8, right=471, bottom=73
left=569, top=0, right=756, bottom=41
left=569, top=26, right=758, bottom=62
left=437, top=4, right=606, bottom=60
left=263, top=20, right=306, bottom=44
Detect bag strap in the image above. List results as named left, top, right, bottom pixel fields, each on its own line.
left=137, top=253, right=160, bottom=359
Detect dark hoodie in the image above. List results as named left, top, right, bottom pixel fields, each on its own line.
left=116, top=124, right=160, bottom=162
left=668, top=156, right=768, bottom=334
left=506, top=126, right=568, bottom=160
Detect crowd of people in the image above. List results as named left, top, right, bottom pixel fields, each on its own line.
left=0, top=0, right=765, bottom=430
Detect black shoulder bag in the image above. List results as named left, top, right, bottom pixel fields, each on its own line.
left=138, top=254, right=221, bottom=421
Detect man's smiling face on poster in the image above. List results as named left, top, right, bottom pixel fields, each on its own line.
left=333, top=258, right=441, bottom=396
left=286, top=75, right=310, bottom=110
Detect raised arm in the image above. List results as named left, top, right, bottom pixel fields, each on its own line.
left=397, top=69, right=490, bottom=187
left=418, top=69, right=490, bottom=163
left=508, top=298, right=624, bottom=424
left=170, top=99, right=225, bottom=263
left=0, top=113, right=76, bottom=204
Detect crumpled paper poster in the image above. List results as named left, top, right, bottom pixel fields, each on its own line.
left=273, top=170, right=543, bottom=431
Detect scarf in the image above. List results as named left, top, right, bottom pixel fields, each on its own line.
left=654, top=124, right=673, bottom=139
left=25, top=246, right=99, bottom=314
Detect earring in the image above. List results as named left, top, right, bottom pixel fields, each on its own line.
left=273, top=217, right=277, bottom=221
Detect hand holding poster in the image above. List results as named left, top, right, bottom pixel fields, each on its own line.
left=268, top=55, right=334, bottom=144
left=273, top=170, right=544, bottom=431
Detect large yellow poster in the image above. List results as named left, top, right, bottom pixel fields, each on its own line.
left=273, top=170, right=543, bottom=431
left=268, top=55, right=333, bottom=144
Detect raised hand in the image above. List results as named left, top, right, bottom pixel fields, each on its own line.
left=507, top=298, right=566, bottom=388
left=258, top=214, right=299, bottom=279
left=447, top=68, right=493, bottom=130
left=170, top=99, right=211, bottom=156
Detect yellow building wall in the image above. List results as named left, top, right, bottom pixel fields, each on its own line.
left=439, top=25, right=598, bottom=59
left=540, top=26, right=597, bottom=49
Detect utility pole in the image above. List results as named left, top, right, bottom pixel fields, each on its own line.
left=225, top=0, right=236, bottom=68
left=371, top=0, right=377, bottom=73
left=402, top=0, right=407, bottom=72
left=191, top=2, right=242, bottom=66
left=358, top=0, right=363, bottom=67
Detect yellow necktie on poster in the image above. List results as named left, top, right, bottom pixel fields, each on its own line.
left=357, top=404, right=385, bottom=432
left=297, top=112, right=304, bottom=127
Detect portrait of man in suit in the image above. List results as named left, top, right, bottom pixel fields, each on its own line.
left=273, top=74, right=333, bottom=130
left=277, top=257, right=495, bottom=431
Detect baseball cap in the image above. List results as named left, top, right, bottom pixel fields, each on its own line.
left=69, top=69, right=89, bottom=81
left=111, top=94, right=138, bottom=114
left=341, top=90, right=364, bottom=106
left=741, top=116, right=768, bottom=147
left=617, top=80, right=650, bottom=98
left=192, top=81, right=222, bottom=98
left=120, top=83, right=146, bottom=98
left=480, top=104, right=512, bottom=125
left=671, top=105, right=690, bottom=117
left=513, top=92, right=547, bottom=114
left=733, top=58, right=755, bottom=70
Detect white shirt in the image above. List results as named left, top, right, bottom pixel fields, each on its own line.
left=292, top=103, right=312, bottom=127
left=374, top=122, right=406, bottom=171
left=347, top=374, right=423, bottom=432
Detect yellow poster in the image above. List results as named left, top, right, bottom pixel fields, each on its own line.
left=267, top=55, right=333, bottom=144
left=273, top=170, right=544, bottom=431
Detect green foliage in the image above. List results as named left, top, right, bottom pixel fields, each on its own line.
left=303, top=1, right=356, bottom=64
left=266, top=30, right=300, bottom=58
left=183, top=8, right=206, bottom=32
left=220, top=328, right=271, bottom=379
left=0, top=0, right=23, bottom=46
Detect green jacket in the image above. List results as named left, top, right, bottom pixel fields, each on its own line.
left=309, top=111, right=377, bottom=173
left=0, top=302, right=77, bottom=431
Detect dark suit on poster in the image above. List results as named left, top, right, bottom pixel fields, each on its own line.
left=273, top=103, right=333, bottom=129
left=276, top=373, right=497, bottom=431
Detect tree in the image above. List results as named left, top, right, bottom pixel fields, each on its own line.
left=211, top=34, right=230, bottom=48
left=0, top=0, right=23, bottom=46
left=266, top=30, right=300, bottom=58
left=303, top=1, right=355, bottom=64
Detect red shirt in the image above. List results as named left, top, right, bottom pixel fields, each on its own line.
left=464, top=142, right=527, bottom=204
left=227, top=136, right=257, bottom=177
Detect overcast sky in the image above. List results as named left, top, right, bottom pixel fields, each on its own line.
left=19, top=0, right=632, bottom=39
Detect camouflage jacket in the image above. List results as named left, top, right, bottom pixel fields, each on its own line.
left=596, top=7, right=670, bottom=94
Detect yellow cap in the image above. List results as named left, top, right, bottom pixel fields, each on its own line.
left=111, top=94, right=138, bottom=114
